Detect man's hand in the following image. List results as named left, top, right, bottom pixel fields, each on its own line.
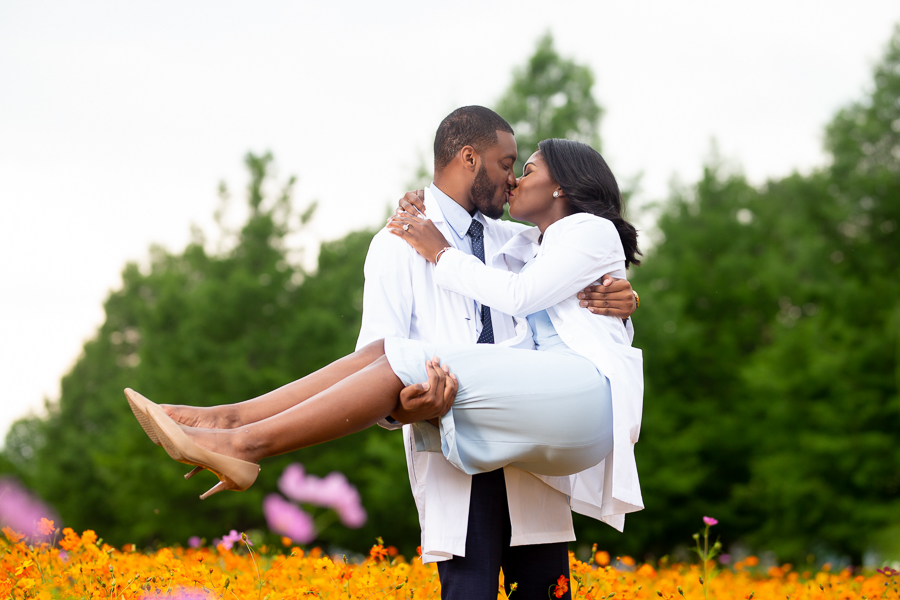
left=578, top=275, right=637, bottom=319
left=390, top=358, right=458, bottom=425
left=394, top=190, right=426, bottom=218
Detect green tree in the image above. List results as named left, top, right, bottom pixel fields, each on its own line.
left=733, top=24, right=900, bottom=562
left=579, top=25, right=900, bottom=563
left=3, top=153, right=419, bottom=553
left=496, top=32, right=603, bottom=174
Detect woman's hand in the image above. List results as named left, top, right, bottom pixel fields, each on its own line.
left=395, top=189, right=426, bottom=217
left=387, top=213, right=451, bottom=264
left=390, top=358, right=458, bottom=425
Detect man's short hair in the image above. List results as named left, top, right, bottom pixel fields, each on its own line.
left=433, top=106, right=514, bottom=172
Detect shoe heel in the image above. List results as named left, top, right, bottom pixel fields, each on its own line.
left=200, top=481, right=228, bottom=500
left=185, top=466, right=205, bottom=480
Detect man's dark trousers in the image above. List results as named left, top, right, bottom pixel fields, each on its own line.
left=437, top=468, right=572, bottom=600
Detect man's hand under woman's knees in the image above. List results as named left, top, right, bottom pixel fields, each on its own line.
left=391, top=358, right=458, bottom=425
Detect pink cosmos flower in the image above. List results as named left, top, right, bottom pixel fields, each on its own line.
left=219, top=529, right=243, bottom=550
left=0, top=477, right=59, bottom=539
left=187, top=536, right=202, bottom=548
left=703, top=516, right=718, bottom=526
left=277, top=463, right=367, bottom=528
left=263, top=494, right=315, bottom=544
left=142, top=588, right=208, bottom=599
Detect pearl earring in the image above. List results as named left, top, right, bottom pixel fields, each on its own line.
left=553, top=191, right=560, bottom=198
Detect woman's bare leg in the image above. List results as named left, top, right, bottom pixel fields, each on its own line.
left=181, top=355, right=405, bottom=463
left=162, top=340, right=388, bottom=430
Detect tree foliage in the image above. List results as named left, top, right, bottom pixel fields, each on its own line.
left=574, top=25, right=899, bottom=563
left=2, top=153, right=418, bottom=552
left=496, top=32, right=603, bottom=174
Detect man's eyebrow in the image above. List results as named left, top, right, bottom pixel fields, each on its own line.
left=504, top=154, right=517, bottom=162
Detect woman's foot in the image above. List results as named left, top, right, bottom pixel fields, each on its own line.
left=160, top=403, right=243, bottom=431
left=180, top=424, right=263, bottom=465
left=146, top=404, right=260, bottom=499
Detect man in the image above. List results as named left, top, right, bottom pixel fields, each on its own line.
left=356, top=106, right=637, bottom=600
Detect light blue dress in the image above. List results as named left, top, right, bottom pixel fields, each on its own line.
left=383, top=309, right=614, bottom=478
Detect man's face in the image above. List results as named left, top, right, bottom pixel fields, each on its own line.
left=469, top=131, right=517, bottom=219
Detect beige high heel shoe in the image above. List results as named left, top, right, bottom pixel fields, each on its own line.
left=125, top=389, right=205, bottom=480
left=145, top=403, right=260, bottom=499
left=124, top=388, right=161, bottom=446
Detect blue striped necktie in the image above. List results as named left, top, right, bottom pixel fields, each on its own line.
left=467, top=219, right=494, bottom=344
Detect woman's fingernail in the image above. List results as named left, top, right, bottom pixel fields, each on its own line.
left=422, top=383, right=430, bottom=391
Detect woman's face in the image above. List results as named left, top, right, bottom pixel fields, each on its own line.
left=508, top=151, right=560, bottom=225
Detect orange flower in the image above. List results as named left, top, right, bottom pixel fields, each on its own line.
left=369, top=544, right=388, bottom=561
left=58, top=527, right=80, bottom=550
left=553, top=575, right=569, bottom=598
left=744, top=555, right=759, bottom=567
left=594, top=550, right=610, bottom=566
left=2, top=526, right=25, bottom=543
left=637, top=563, right=657, bottom=578
left=81, top=529, right=98, bottom=546
left=36, top=518, right=55, bottom=536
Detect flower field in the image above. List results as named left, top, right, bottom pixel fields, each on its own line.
left=2, top=526, right=898, bottom=600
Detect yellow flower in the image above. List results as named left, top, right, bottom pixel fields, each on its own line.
left=16, top=578, right=35, bottom=589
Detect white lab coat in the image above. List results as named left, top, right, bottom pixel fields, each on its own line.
left=433, top=212, right=645, bottom=529
left=357, top=187, right=581, bottom=563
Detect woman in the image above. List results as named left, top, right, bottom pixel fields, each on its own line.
left=128, top=139, right=643, bottom=523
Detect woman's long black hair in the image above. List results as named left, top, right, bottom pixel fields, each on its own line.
left=538, top=138, right=642, bottom=268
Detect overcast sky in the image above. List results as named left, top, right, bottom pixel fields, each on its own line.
left=1, top=1, right=898, bottom=444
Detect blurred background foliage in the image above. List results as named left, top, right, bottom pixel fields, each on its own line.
left=2, top=29, right=899, bottom=564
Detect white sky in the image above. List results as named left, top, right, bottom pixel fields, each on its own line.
left=1, top=1, right=898, bottom=444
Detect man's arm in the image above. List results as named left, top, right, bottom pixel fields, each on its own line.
left=358, top=231, right=457, bottom=426
left=357, top=232, right=415, bottom=350
left=580, top=276, right=637, bottom=343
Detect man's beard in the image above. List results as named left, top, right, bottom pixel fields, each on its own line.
left=471, top=164, right=505, bottom=219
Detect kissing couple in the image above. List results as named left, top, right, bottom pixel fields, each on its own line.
left=127, top=105, right=644, bottom=600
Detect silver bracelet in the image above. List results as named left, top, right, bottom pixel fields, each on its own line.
left=434, top=246, right=452, bottom=263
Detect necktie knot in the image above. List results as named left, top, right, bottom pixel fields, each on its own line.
left=466, top=219, right=484, bottom=240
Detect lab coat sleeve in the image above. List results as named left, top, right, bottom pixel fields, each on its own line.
left=357, top=230, right=417, bottom=430
left=357, top=230, right=416, bottom=349
left=434, top=216, right=625, bottom=317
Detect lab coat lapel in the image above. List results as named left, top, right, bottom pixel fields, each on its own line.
left=423, top=189, right=479, bottom=345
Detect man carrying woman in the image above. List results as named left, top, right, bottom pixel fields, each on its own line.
left=126, top=106, right=643, bottom=600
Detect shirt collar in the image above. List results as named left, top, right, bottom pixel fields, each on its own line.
left=430, top=183, right=484, bottom=240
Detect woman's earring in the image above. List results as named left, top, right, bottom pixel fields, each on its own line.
left=553, top=191, right=560, bottom=198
